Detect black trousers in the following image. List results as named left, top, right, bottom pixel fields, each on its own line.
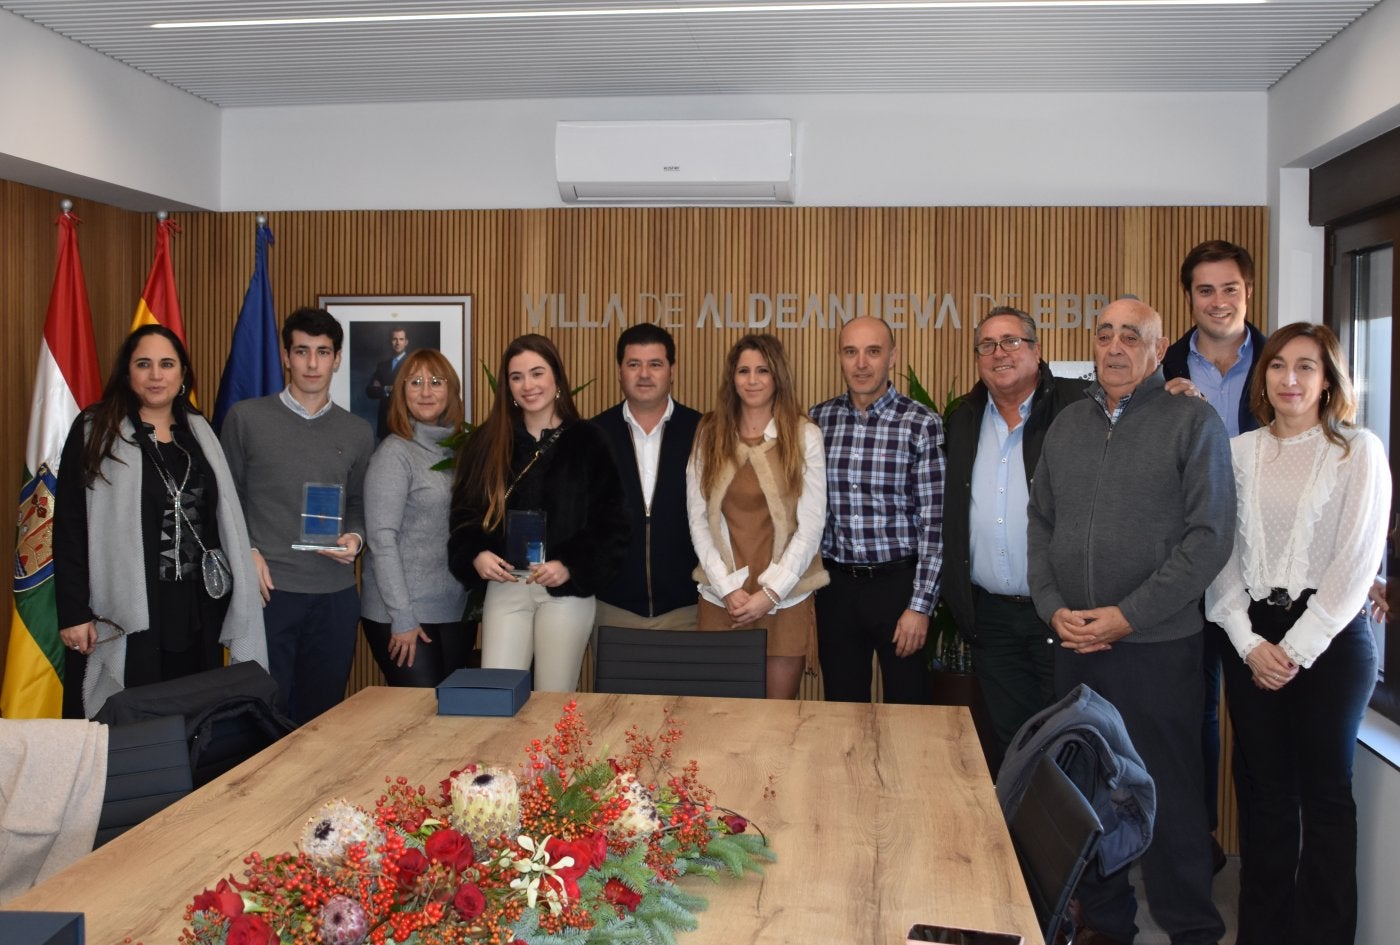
left=1055, top=633, right=1225, bottom=945
left=970, top=587, right=1055, bottom=762
left=362, top=618, right=471, bottom=687
left=263, top=586, right=360, bottom=726
left=1223, top=599, right=1375, bottom=945
left=815, top=562, right=933, bottom=705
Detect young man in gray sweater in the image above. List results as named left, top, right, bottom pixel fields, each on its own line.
left=1028, top=298, right=1236, bottom=945
left=222, top=307, right=375, bottom=725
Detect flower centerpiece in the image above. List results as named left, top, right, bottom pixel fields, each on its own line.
left=181, top=701, right=774, bottom=945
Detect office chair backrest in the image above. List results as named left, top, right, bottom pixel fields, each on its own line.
left=97, top=714, right=192, bottom=847
left=1008, top=754, right=1103, bottom=944
left=593, top=626, right=766, bottom=698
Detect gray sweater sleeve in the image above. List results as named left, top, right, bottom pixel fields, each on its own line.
left=364, top=438, right=418, bottom=632
left=1027, top=446, right=1067, bottom=626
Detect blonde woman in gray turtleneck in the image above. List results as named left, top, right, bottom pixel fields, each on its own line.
left=361, top=349, right=470, bottom=686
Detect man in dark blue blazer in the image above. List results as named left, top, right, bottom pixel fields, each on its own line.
left=365, top=326, right=409, bottom=440
left=592, top=324, right=702, bottom=631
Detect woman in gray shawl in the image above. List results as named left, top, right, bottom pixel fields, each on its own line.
left=54, top=324, right=265, bottom=718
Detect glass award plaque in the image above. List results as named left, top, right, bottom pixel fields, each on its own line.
left=293, top=482, right=346, bottom=550
left=505, top=509, right=547, bottom=577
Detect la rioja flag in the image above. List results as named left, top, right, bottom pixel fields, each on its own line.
left=2, top=209, right=102, bottom=718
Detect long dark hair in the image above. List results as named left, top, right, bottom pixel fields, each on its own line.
left=453, top=334, right=579, bottom=531
left=80, top=324, right=198, bottom=486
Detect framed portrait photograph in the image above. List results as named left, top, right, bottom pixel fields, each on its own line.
left=319, top=295, right=471, bottom=440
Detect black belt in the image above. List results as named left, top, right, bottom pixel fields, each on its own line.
left=1266, top=587, right=1315, bottom=611
left=975, top=586, right=1033, bottom=605
left=824, top=556, right=917, bottom=579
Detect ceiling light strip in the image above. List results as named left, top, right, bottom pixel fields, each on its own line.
left=153, top=0, right=1268, bottom=30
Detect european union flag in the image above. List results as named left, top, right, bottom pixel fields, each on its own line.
left=214, top=223, right=280, bottom=433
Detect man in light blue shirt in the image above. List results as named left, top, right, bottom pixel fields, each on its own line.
left=1163, top=240, right=1265, bottom=434
left=941, top=307, right=1086, bottom=768
left=1162, top=239, right=1267, bottom=873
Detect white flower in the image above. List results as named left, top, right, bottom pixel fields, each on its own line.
left=508, top=835, right=571, bottom=916
left=449, top=766, right=521, bottom=858
left=300, top=799, right=384, bottom=867
left=606, top=772, right=662, bottom=840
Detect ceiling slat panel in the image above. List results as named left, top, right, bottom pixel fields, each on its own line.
left=0, top=0, right=1377, bottom=106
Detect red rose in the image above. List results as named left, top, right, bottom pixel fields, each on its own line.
left=192, top=877, right=243, bottom=917
left=544, top=837, right=592, bottom=878
left=453, top=882, right=486, bottom=920
left=425, top=828, right=475, bottom=872
left=543, top=837, right=592, bottom=901
left=225, top=914, right=277, bottom=945
left=395, top=848, right=430, bottom=892
left=721, top=813, right=748, bottom=834
left=587, top=830, right=609, bottom=869
left=603, top=878, right=643, bottom=913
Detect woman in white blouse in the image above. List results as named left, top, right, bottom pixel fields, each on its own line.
left=1205, top=321, right=1390, bottom=945
left=687, top=334, right=827, bottom=700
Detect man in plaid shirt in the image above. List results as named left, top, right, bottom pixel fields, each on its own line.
left=810, top=316, right=944, bottom=704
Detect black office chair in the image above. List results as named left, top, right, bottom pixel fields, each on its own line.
left=1007, top=754, right=1103, bottom=945
left=94, top=661, right=295, bottom=787
left=96, top=714, right=192, bottom=847
left=593, top=626, right=767, bottom=698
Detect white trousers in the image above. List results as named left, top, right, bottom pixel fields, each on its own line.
left=481, top=581, right=595, bottom=692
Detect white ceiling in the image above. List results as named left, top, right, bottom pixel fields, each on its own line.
left=1, top=0, right=1380, bottom=107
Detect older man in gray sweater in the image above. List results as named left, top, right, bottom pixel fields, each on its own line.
left=1028, top=298, right=1235, bottom=945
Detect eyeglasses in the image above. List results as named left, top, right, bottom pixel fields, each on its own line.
left=973, top=337, right=1035, bottom=357
left=407, top=376, right=447, bottom=389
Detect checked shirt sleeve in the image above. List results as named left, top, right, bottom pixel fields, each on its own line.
left=908, top=410, right=945, bottom=615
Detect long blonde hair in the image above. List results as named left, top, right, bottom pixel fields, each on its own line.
left=694, top=333, right=808, bottom=498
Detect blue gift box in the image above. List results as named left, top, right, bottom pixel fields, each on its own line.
left=0, top=912, right=84, bottom=945
left=436, top=668, right=532, bottom=717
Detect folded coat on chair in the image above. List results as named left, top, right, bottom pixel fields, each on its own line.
left=996, top=683, right=1155, bottom=875
left=0, top=719, right=107, bottom=904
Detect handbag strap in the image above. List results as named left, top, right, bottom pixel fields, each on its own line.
left=504, top=425, right=564, bottom=501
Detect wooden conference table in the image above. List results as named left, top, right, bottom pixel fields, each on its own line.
left=9, top=689, right=1043, bottom=945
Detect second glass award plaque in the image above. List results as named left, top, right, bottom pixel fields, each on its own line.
left=505, top=509, right=547, bottom=577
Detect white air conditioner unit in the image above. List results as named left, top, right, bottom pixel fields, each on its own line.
left=556, top=119, right=794, bottom=204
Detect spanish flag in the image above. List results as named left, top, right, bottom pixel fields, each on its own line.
left=2, top=210, right=102, bottom=718
left=130, top=216, right=187, bottom=340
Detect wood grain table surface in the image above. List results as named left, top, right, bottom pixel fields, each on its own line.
left=6, top=688, right=1043, bottom=945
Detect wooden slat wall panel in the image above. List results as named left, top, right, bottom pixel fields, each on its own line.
left=2, top=185, right=1265, bottom=848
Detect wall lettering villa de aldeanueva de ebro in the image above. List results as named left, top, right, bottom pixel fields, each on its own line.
left=524, top=291, right=1114, bottom=332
